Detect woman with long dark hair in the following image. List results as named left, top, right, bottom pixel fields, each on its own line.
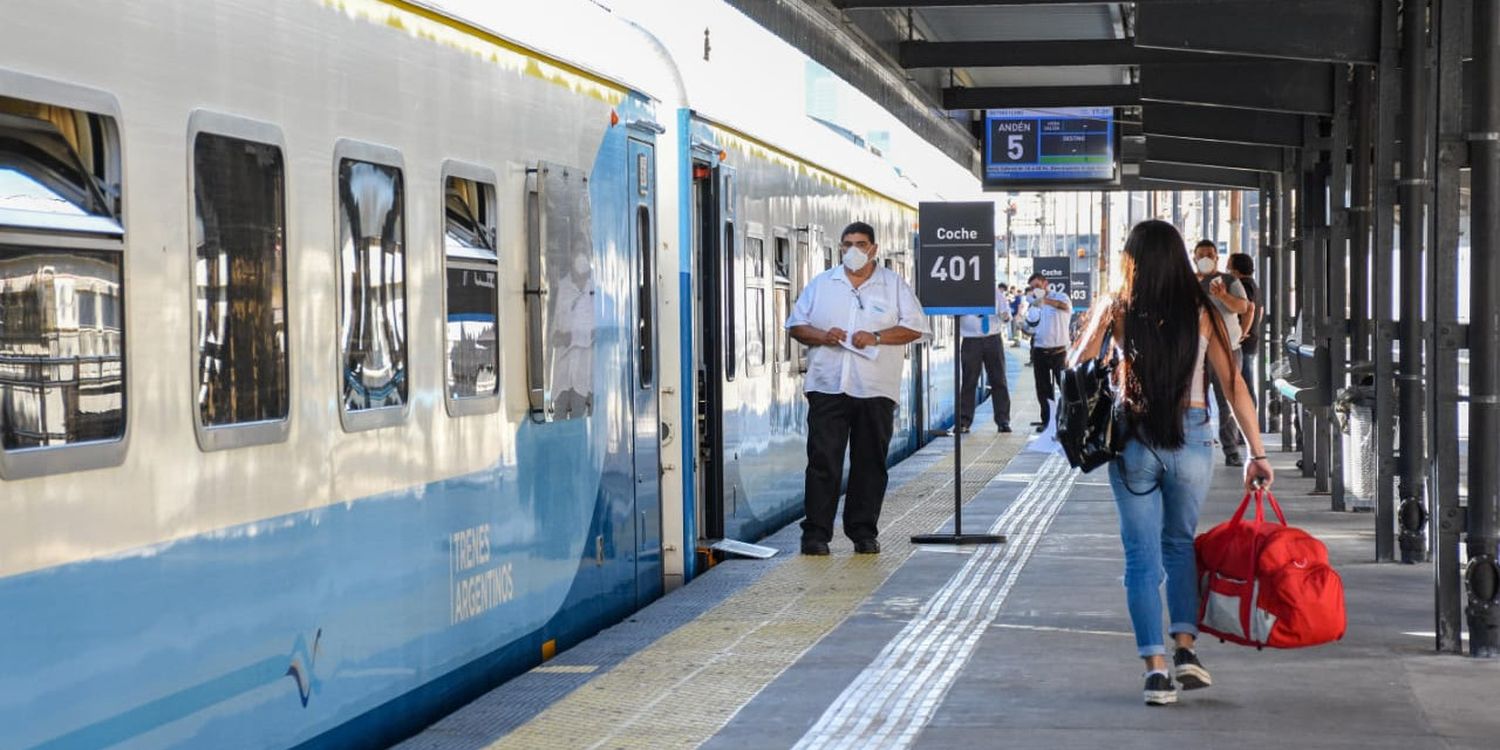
left=1071, top=220, right=1274, bottom=706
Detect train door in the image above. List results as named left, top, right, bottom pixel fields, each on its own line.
left=692, top=157, right=732, bottom=542
left=629, top=138, right=662, bottom=604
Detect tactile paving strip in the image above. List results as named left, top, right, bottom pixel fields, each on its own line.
left=404, top=425, right=1030, bottom=750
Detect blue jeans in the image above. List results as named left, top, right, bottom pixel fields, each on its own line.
left=1107, top=408, right=1215, bottom=658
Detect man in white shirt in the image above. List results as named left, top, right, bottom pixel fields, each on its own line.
left=1024, top=272, right=1073, bottom=432
left=958, top=283, right=1012, bottom=433
left=786, top=221, right=929, bottom=556
left=1194, top=239, right=1252, bottom=466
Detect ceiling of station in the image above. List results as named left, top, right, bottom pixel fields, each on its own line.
left=840, top=2, right=1129, bottom=88
left=819, top=0, right=1384, bottom=190
left=910, top=4, right=1127, bottom=87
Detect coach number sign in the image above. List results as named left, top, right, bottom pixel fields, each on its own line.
left=916, top=202, right=996, bottom=315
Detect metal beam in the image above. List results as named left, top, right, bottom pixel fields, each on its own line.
left=943, top=84, right=1138, bottom=109
left=1300, top=118, right=1329, bottom=491
left=1144, top=136, right=1285, bottom=173
left=1138, top=162, right=1264, bottom=190
left=1328, top=67, right=1351, bottom=511
left=1277, top=168, right=1295, bottom=453
left=1467, top=0, right=1500, bottom=657
left=1430, top=0, right=1467, bottom=654
left=900, top=39, right=1263, bottom=68
left=1135, top=0, right=1379, bottom=65
left=1397, top=0, right=1430, bottom=565
left=1373, top=0, right=1399, bottom=563
left=1350, top=67, right=1374, bottom=366
left=1140, top=61, right=1335, bottom=115
left=1142, top=103, right=1304, bottom=148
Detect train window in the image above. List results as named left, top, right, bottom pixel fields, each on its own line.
left=636, top=205, right=654, bottom=388
left=0, top=87, right=127, bottom=479
left=772, top=233, right=792, bottom=367
left=442, top=163, right=500, bottom=417
left=749, top=233, right=765, bottom=279
left=746, top=235, right=767, bottom=372
left=774, top=287, right=791, bottom=364
left=823, top=245, right=835, bottom=271
left=525, top=161, right=594, bottom=422
left=189, top=120, right=290, bottom=451
left=335, top=143, right=408, bottom=431
left=774, top=236, right=791, bottom=282
left=792, top=238, right=810, bottom=372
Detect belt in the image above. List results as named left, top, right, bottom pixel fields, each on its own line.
left=1034, top=345, right=1068, bottom=353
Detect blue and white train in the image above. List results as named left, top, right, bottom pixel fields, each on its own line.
left=0, top=1, right=977, bottom=747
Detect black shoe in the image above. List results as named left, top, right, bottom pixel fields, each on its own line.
left=1143, top=672, right=1178, bottom=706
left=958, top=425, right=971, bottom=434
left=1172, top=648, right=1212, bottom=690
left=1225, top=454, right=1244, bottom=467
left=800, top=539, right=830, bottom=556
left=998, top=424, right=1012, bottom=433
left=853, top=538, right=880, bottom=554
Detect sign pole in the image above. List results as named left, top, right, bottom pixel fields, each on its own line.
left=910, top=201, right=1005, bottom=547
left=952, top=318, right=962, bottom=536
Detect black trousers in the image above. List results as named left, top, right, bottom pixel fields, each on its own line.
left=960, top=335, right=1010, bottom=428
left=801, top=392, right=897, bottom=543
left=1240, top=345, right=1258, bottom=407
left=1032, top=345, right=1067, bottom=426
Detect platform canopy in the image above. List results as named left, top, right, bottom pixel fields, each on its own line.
left=819, top=0, right=1393, bottom=188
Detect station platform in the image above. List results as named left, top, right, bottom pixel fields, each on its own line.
left=399, top=359, right=1499, bottom=750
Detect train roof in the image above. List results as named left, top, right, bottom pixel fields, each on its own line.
left=423, top=0, right=978, bottom=208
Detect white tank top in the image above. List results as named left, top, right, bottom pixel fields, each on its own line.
left=1188, top=335, right=1209, bottom=406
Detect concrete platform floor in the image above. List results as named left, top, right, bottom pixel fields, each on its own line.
left=400, top=364, right=1499, bottom=749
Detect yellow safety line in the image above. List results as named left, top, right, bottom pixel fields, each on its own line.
left=475, top=428, right=1031, bottom=749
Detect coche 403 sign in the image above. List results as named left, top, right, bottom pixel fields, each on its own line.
left=916, top=201, right=996, bottom=315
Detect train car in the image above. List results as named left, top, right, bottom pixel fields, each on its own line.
left=0, top=1, right=977, bottom=747
left=627, top=0, right=975, bottom=565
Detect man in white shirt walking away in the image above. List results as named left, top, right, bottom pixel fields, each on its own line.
left=1024, top=272, right=1073, bottom=432
left=958, top=283, right=1012, bottom=433
left=785, top=222, right=929, bottom=556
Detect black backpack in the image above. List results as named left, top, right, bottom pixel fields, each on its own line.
left=1056, top=330, right=1126, bottom=472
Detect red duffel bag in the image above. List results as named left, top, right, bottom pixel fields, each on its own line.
left=1195, top=489, right=1346, bottom=649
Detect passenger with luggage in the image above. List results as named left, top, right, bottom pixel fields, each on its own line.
left=1070, top=220, right=1273, bottom=706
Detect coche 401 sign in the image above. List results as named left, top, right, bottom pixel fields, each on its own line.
left=916, top=201, right=996, bottom=315
left=929, top=254, right=982, bottom=282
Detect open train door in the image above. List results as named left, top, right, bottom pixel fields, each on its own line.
left=628, top=137, right=663, bottom=605
left=691, top=152, right=733, bottom=549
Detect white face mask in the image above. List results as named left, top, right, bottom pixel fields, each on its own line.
left=1195, top=256, right=1217, bottom=274
left=842, top=247, right=870, bottom=272
left=573, top=255, right=591, bottom=276
left=1030, top=287, right=1045, bottom=300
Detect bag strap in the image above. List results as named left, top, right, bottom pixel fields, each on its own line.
left=1229, top=489, right=1289, bottom=526
left=1260, top=489, right=1289, bottom=525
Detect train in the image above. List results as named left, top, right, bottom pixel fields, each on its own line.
left=0, top=1, right=978, bottom=747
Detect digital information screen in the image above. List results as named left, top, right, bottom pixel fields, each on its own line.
left=984, top=107, right=1117, bottom=187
